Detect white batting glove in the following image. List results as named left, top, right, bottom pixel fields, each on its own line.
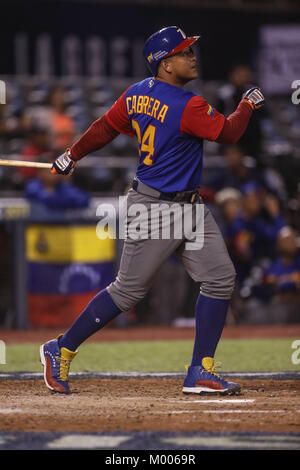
left=51, top=148, right=76, bottom=175
left=242, top=87, right=265, bottom=110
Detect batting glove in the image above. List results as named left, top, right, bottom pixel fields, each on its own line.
left=242, top=87, right=265, bottom=110
left=51, top=148, right=76, bottom=175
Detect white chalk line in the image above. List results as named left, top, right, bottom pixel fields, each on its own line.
left=1, top=371, right=300, bottom=380
left=0, top=408, right=23, bottom=414
left=122, top=398, right=255, bottom=404
left=152, top=409, right=292, bottom=415
left=169, top=399, right=256, bottom=404
left=201, top=410, right=288, bottom=414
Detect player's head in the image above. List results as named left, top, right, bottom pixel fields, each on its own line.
left=143, top=26, right=200, bottom=77
left=276, top=226, right=298, bottom=257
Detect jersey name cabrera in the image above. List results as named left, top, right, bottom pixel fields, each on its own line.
left=106, top=78, right=225, bottom=193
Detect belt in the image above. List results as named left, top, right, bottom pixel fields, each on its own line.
left=132, top=179, right=201, bottom=204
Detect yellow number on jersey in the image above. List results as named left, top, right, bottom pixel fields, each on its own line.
left=131, top=119, right=141, bottom=154
left=132, top=119, right=156, bottom=166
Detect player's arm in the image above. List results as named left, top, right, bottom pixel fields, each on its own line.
left=180, top=87, right=264, bottom=145
left=52, top=91, right=134, bottom=175
left=216, top=88, right=264, bottom=144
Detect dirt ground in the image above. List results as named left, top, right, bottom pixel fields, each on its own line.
left=0, top=378, right=299, bottom=433
left=0, top=325, right=300, bottom=435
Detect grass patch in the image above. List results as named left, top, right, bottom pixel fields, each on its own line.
left=0, top=338, right=299, bottom=373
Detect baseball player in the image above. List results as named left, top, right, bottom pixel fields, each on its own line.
left=40, top=26, right=264, bottom=395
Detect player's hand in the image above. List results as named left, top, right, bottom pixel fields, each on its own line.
left=51, top=148, right=76, bottom=175
left=242, top=87, right=265, bottom=110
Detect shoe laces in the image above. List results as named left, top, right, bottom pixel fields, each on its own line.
left=202, top=361, right=222, bottom=379
left=57, top=356, right=71, bottom=382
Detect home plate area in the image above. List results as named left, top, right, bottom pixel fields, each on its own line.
left=0, top=372, right=299, bottom=450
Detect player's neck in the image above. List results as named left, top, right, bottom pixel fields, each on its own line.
left=155, top=75, right=190, bottom=89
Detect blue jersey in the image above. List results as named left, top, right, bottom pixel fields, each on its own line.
left=106, top=77, right=225, bottom=193
left=125, top=78, right=202, bottom=192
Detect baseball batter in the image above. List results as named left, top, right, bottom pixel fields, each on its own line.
left=40, top=26, right=265, bottom=395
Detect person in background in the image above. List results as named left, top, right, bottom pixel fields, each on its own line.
left=216, top=64, right=264, bottom=162
left=214, top=187, right=244, bottom=322
left=215, top=187, right=243, bottom=233
left=288, top=182, right=300, bottom=234
left=265, top=227, right=300, bottom=297
left=204, top=144, right=255, bottom=193
left=45, top=85, right=76, bottom=152
left=263, top=227, right=300, bottom=323
left=25, top=155, right=89, bottom=211
left=18, top=124, right=51, bottom=181
left=0, top=97, right=30, bottom=147
left=224, top=181, right=286, bottom=281
left=26, top=85, right=76, bottom=153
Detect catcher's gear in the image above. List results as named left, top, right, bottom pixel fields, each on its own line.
left=51, top=148, right=76, bottom=175
left=143, top=26, right=200, bottom=76
left=242, top=87, right=265, bottom=110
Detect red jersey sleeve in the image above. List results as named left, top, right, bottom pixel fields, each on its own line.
left=70, top=89, right=135, bottom=160
left=180, top=95, right=225, bottom=141
left=105, top=90, right=135, bottom=137
left=216, top=100, right=253, bottom=144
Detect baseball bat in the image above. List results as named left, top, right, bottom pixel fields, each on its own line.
left=0, top=159, right=52, bottom=169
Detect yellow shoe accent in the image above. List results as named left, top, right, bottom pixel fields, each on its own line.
left=202, top=357, right=222, bottom=378
left=61, top=347, right=77, bottom=361
left=58, top=347, right=77, bottom=382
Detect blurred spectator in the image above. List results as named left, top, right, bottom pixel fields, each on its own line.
left=217, top=182, right=287, bottom=283
left=264, top=227, right=300, bottom=297
left=26, top=85, right=76, bottom=153
left=288, top=182, right=300, bottom=233
left=215, top=187, right=242, bottom=229
left=24, top=159, right=90, bottom=211
left=215, top=186, right=250, bottom=282
left=205, top=144, right=255, bottom=192
left=203, top=144, right=287, bottom=205
left=0, top=102, right=30, bottom=152
left=223, top=145, right=255, bottom=188
left=46, top=85, right=76, bottom=151
left=216, top=64, right=264, bottom=162
left=18, top=123, right=52, bottom=181
left=261, top=227, right=300, bottom=323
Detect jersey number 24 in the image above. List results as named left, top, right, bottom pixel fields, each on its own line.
left=132, top=119, right=156, bottom=166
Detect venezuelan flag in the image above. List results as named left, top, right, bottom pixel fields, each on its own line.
left=26, top=224, right=116, bottom=327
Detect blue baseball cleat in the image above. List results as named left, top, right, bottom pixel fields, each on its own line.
left=183, top=357, right=241, bottom=395
left=40, top=335, right=77, bottom=394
